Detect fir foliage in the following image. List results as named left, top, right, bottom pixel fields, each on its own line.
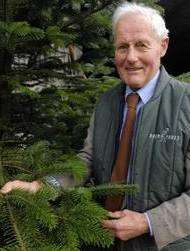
left=176, top=72, right=190, bottom=83
left=0, top=141, right=137, bottom=250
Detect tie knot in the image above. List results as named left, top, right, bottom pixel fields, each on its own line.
left=126, top=93, right=139, bottom=110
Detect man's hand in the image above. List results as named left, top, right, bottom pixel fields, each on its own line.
left=102, top=209, right=149, bottom=241
left=0, top=180, right=42, bottom=194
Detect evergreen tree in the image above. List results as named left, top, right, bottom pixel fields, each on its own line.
left=0, top=141, right=137, bottom=250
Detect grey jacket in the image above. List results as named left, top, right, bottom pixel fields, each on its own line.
left=79, top=67, right=190, bottom=251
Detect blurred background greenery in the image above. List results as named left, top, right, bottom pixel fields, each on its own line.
left=0, top=0, right=189, bottom=152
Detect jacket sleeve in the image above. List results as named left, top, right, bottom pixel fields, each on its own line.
left=146, top=143, right=190, bottom=250
left=77, top=113, right=94, bottom=168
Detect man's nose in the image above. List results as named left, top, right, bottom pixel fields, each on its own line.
left=126, top=47, right=138, bottom=64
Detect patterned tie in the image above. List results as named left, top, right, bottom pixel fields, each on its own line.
left=105, top=93, right=139, bottom=211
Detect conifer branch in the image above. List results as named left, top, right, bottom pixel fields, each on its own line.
left=0, top=141, right=137, bottom=249
left=61, top=0, right=116, bottom=30
left=6, top=201, right=27, bottom=251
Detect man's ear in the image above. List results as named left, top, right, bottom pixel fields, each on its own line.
left=160, top=37, right=169, bottom=58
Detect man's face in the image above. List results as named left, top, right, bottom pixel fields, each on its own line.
left=114, top=14, right=169, bottom=89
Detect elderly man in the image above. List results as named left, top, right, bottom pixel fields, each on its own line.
left=1, top=2, right=190, bottom=251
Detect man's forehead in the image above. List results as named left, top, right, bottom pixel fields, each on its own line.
left=115, top=24, right=156, bottom=42
left=115, top=37, right=151, bottom=46
left=117, top=22, right=152, bottom=33
left=115, top=31, right=153, bottom=43
left=117, top=28, right=149, bottom=35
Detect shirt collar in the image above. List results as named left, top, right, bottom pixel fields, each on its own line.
left=125, top=70, right=160, bottom=104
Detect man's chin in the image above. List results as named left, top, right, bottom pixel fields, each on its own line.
left=124, top=80, right=145, bottom=90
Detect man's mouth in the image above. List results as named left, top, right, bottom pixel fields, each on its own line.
left=125, top=67, right=142, bottom=72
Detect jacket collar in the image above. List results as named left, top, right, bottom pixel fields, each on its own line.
left=151, top=65, right=171, bottom=100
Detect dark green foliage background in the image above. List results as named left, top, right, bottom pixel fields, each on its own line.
left=0, top=0, right=122, bottom=151
left=3, top=76, right=120, bottom=153
left=1, top=0, right=189, bottom=250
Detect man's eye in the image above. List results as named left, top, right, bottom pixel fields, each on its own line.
left=137, top=43, right=145, bottom=47
left=136, top=42, right=148, bottom=49
left=117, top=46, right=128, bottom=52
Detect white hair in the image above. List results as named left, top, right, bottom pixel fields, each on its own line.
left=112, top=2, right=169, bottom=40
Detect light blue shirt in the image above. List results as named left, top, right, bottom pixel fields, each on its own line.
left=122, top=70, right=160, bottom=236
left=122, top=70, right=160, bottom=131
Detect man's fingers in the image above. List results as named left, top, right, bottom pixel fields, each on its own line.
left=102, top=219, right=115, bottom=229
left=103, top=218, right=124, bottom=231
left=103, top=210, right=127, bottom=230
left=0, top=181, right=13, bottom=194
left=0, top=180, right=42, bottom=194
left=108, top=210, right=126, bottom=219
left=30, top=181, right=42, bottom=192
left=1, top=180, right=28, bottom=194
